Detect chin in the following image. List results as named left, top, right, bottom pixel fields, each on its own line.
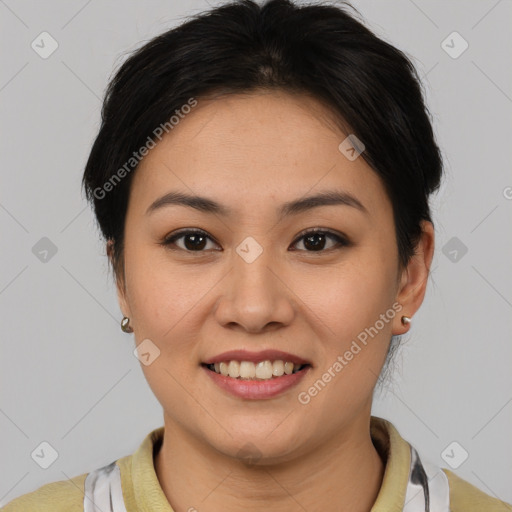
left=208, top=424, right=306, bottom=466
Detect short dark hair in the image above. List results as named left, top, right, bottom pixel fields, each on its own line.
left=82, top=0, right=443, bottom=386
left=82, top=0, right=442, bottom=295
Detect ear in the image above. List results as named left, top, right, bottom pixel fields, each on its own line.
left=392, top=220, right=435, bottom=335
left=107, top=239, right=131, bottom=319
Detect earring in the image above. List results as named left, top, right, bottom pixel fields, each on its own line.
left=401, top=315, right=411, bottom=326
left=121, top=316, right=133, bottom=333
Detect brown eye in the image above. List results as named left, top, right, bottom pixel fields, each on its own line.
left=161, top=228, right=349, bottom=253
left=291, top=229, right=349, bottom=252
left=162, top=229, right=219, bottom=252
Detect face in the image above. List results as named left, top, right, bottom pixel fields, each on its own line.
left=114, top=91, right=432, bottom=463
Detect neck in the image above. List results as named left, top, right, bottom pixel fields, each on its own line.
left=154, top=412, right=385, bottom=512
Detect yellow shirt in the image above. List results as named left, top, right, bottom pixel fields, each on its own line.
left=2, top=416, right=511, bottom=511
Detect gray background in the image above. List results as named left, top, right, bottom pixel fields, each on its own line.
left=1, top=0, right=511, bottom=506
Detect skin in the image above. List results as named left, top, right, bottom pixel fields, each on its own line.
left=109, top=90, right=434, bottom=512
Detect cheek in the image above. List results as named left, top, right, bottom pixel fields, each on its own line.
left=293, top=270, right=395, bottom=417
left=126, top=247, right=203, bottom=336
left=294, top=253, right=397, bottom=344
left=126, top=257, right=209, bottom=414
left=125, top=250, right=226, bottom=383
left=293, top=252, right=397, bottom=410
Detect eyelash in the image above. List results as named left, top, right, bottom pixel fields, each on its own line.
left=160, top=228, right=350, bottom=253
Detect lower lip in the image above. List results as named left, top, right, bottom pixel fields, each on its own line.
left=202, top=364, right=311, bottom=400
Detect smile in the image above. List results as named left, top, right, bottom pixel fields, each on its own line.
left=204, top=360, right=309, bottom=380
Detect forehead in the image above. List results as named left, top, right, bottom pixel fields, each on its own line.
left=128, top=91, right=391, bottom=220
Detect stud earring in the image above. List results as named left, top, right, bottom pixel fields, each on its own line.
left=121, top=316, right=133, bottom=333
left=401, top=315, right=411, bottom=326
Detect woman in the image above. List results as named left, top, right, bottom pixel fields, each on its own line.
left=4, top=0, right=511, bottom=510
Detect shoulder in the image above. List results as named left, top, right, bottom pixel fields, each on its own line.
left=443, top=468, right=512, bottom=512
left=1, top=471, right=88, bottom=512
left=1, top=429, right=157, bottom=512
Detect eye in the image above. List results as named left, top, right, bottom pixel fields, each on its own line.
left=161, top=228, right=349, bottom=253
left=161, top=229, right=219, bottom=252
left=290, top=228, right=349, bottom=252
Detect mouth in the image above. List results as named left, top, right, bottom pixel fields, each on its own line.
left=202, top=361, right=311, bottom=380
left=200, top=350, right=312, bottom=400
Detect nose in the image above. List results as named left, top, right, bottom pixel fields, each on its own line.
left=213, top=243, right=295, bottom=333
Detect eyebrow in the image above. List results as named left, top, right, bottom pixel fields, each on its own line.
left=145, top=189, right=368, bottom=219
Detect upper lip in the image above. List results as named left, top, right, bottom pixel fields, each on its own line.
left=203, top=349, right=311, bottom=366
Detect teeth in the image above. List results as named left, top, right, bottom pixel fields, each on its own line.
left=239, top=361, right=255, bottom=379
left=284, top=361, right=294, bottom=375
left=219, top=362, right=229, bottom=376
left=255, top=360, right=273, bottom=379
left=208, top=360, right=306, bottom=380
left=272, top=360, right=284, bottom=376
left=228, top=360, right=240, bottom=378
